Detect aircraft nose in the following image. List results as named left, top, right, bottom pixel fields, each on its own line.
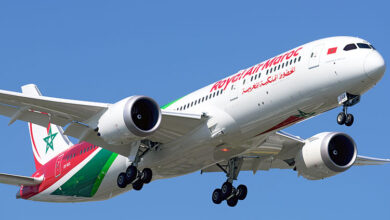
left=364, top=51, right=386, bottom=81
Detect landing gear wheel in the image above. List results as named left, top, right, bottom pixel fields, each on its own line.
left=212, top=189, right=223, bottom=204
left=221, top=182, right=233, bottom=199
left=132, top=179, right=144, bottom=191
left=337, top=112, right=346, bottom=125
left=226, top=196, right=239, bottom=207
left=117, top=173, right=127, bottom=188
left=140, top=168, right=153, bottom=184
left=345, top=114, right=354, bottom=126
left=236, top=184, right=248, bottom=200
left=125, top=165, right=138, bottom=184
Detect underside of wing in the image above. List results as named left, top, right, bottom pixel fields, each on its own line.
left=63, top=110, right=207, bottom=156
left=0, top=84, right=108, bottom=127
left=0, top=173, right=43, bottom=186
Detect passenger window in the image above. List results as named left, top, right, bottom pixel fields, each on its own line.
left=243, top=79, right=246, bottom=85
left=202, top=97, right=204, bottom=102
left=282, top=63, right=284, bottom=68
left=254, top=75, right=257, bottom=80
left=251, top=76, right=253, bottom=81
left=357, top=43, right=371, bottom=49
left=298, top=56, right=301, bottom=62
left=266, top=69, right=269, bottom=75
left=270, top=68, right=273, bottom=73
left=191, top=102, right=193, bottom=107
left=290, top=60, right=293, bottom=65
left=217, top=91, right=219, bottom=96
left=220, top=89, right=223, bottom=94
left=278, top=65, right=280, bottom=70
left=294, top=58, right=297, bottom=63
left=209, top=94, right=212, bottom=99
left=343, top=43, right=357, bottom=51
left=213, top=92, right=216, bottom=98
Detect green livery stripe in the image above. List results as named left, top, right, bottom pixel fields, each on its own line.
left=51, top=149, right=118, bottom=197
left=90, top=152, right=118, bottom=196
left=161, top=97, right=182, bottom=109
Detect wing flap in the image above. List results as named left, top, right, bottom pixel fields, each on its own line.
left=0, top=173, right=43, bottom=186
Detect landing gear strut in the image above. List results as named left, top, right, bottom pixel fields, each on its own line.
left=211, top=157, right=248, bottom=207
left=117, top=140, right=159, bottom=190
left=337, top=93, right=359, bottom=127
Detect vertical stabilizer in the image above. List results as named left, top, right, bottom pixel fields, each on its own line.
left=21, top=84, right=73, bottom=170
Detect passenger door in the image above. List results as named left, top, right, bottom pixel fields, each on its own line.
left=308, top=44, right=323, bottom=69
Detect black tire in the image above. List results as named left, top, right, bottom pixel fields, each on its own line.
left=212, top=189, right=223, bottom=204
left=236, top=184, right=248, bottom=200
left=221, top=182, right=233, bottom=199
left=117, top=173, right=127, bottom=188
left=132, top=179, right=144, bottom=191
left=337, top=112, right=346, bottom=125
left=227, top=196, right=239, bottom=207
left=345, top=114, right=354, bottom=126
left=140, top=168, right=153, bottom=184
left=125, top=165, right=138, bottom=184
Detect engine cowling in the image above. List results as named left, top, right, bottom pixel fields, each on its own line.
left=295, top=132, right=357, bottom=180
left=97, top=96, right=162, bottom=145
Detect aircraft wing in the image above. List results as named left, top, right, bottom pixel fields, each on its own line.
left=202, top=131, right=390, bottom=173
left=0, top=173, right=43, bottom=186
left=0, top=84, right=206, bottom=156
left=0, top=84, right=109, bottom=127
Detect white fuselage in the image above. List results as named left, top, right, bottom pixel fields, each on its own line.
left=30, top=36, right=385, bottom=202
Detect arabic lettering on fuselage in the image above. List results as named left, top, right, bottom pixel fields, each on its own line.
left=242, top=67, right=296, bottom=94
left=210, top=47, right=302, bottom=92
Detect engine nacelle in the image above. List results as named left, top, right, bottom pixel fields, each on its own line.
left=295, top=132, right=357, bottom=180
left=97, top=96, right=161, bottom=145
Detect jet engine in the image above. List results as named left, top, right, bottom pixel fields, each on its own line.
left=97, top=96, right=161, bottom=145
left=295, top=132, right=357, bottom=180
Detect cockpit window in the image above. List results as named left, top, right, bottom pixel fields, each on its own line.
left=357, top=43, right=371, bottom=49
left=343, top=43, right=357, bottom=51
left=370, top=44, right=376, bottom=50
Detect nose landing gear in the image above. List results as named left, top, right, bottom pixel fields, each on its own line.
left=211, top=157, right=248, bottom=207
left=337, top=106, right=354, bottom=126
left=337, top=93, right=360, bottom=127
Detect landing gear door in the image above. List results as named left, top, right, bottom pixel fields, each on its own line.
left=308, top=44, right=323, bottom=69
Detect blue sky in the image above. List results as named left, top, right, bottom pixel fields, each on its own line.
left=0, top=1, right=389, bottom=219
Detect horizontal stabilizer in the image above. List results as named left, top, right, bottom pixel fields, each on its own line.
left=0, top=173, right=43, bottom=186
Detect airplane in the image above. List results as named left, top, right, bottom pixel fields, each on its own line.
left=0, top=36, right=388, bottom=207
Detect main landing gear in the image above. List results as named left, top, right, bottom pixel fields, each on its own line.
left=337, top=93, right=360, bottom=127
left=117, top=166, right=153, bottom=190
left=212, top=157, right=248, bottom=207
left=117, top=140, right=159, bottom=191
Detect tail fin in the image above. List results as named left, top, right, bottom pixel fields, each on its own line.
left=21, top=84, right=73, bottom=170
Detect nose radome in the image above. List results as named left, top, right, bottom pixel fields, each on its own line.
left=364, top=51, right=386, bottom=81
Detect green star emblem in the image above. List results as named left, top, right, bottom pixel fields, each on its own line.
left=43, top=126, right=58, bottom=153
left=296, top=110, right=315, bottom=118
